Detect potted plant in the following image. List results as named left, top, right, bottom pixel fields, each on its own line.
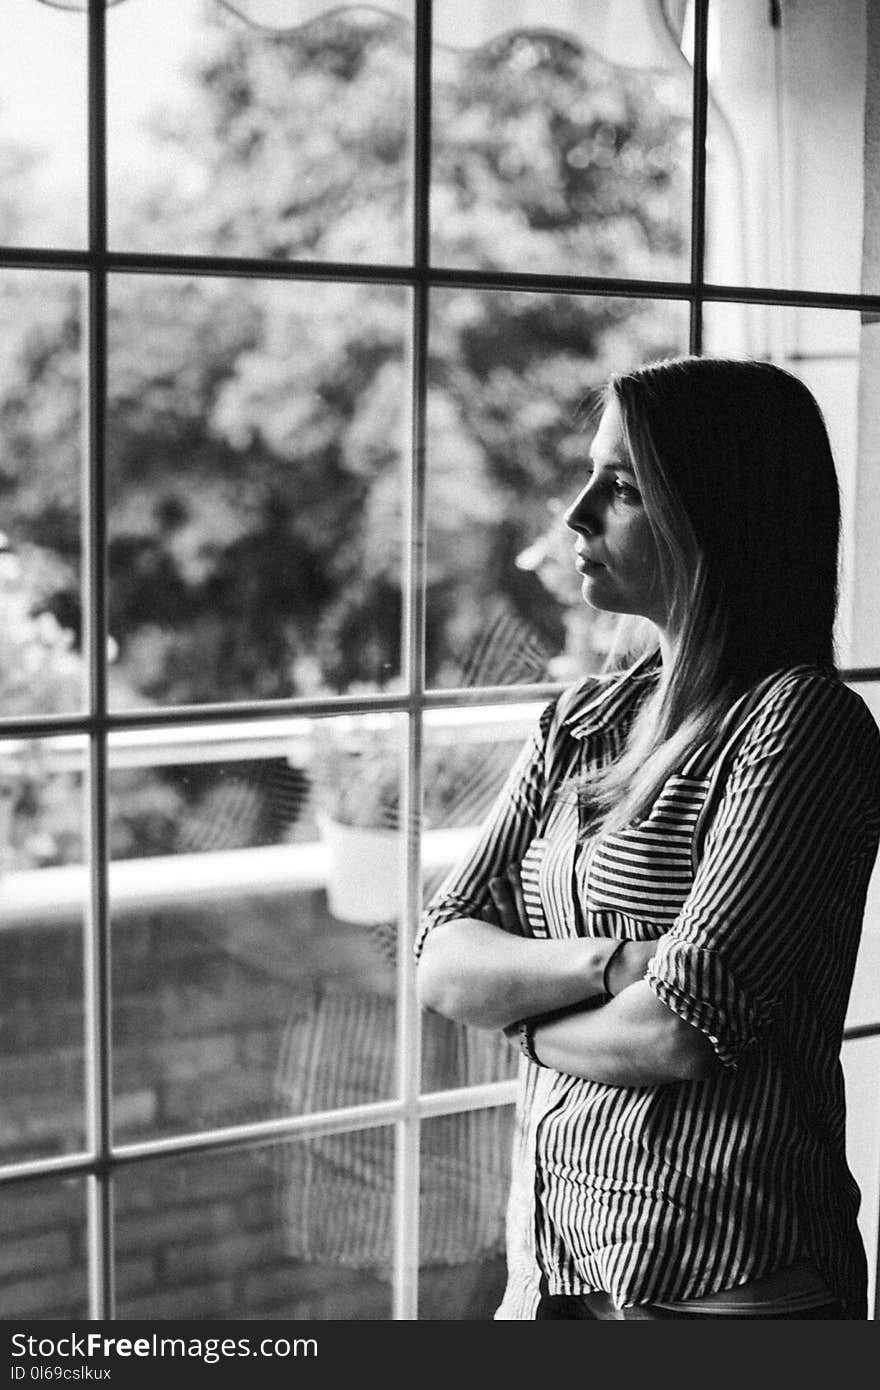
left=278, top=725, right=519, bottom=1273
left=309, top=722, right=405, bottom=927
left=307, top=720, right=510, bottom=928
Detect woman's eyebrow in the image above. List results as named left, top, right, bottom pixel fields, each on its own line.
left=588, top=452, right=636, bottom=472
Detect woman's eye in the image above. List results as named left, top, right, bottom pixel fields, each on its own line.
left=613, top=478, right=641, bottom=502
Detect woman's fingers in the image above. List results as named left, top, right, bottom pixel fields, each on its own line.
left=505, top=863, right=531, bottom=937
left=489, top=874, right=520, bottom=932
left=629, top=939, right=661, bottom=973
left=487, top=864, right=532, bottom=934
left=608, top=938, right=662, bottom=994
left=481, top=896, right=501, bottom=925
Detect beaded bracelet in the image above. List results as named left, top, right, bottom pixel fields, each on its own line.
left=516, top=1017, right=544, bottom=1067
left=602, top=939, right=627, bottom=998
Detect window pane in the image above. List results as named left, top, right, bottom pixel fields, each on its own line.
left=0, top=1177, right=87, bottom=1319
left=702, top=303, right=870, bottom=668
left=705, top=0, right=869, bottom=294
left=0, top=736, right=87, bottom=1165
left=420, top=702, right=529, bottom=1091
left=0, top=1, right=87, bottom=249
left=107, top=276, right=408, bottom=708
left=421, top=703, right=542, bottom=856
left=417, top=1107, right=512, bottom=1319
left=110, top=714, right=402, bottom=1144
left=0, top=272, right=86, bottom=717
left=115, top=1136, right=393, bottom=1319
left=426, top=290, right=688, bottom=688
left=107, top=0, right=414, bottom=263
left=431, top=0, right=692, bottom=279
left=418, top=707, right=521, bottom=1272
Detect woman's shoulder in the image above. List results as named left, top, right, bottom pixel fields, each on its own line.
left=750, top=662, right=872, bottom=717
left=736, top=662, right=880, bottom=767
left=553, top=650, right=661, bottom=739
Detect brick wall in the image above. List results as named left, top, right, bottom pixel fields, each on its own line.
left=0, top=887, right=512, bottom=1320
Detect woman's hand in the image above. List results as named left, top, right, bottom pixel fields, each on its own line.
left=487, top=863, right=532, bottom=937
left=604, top=938, right=661, bottom=996
left=502, top=937, right=662, bottom=1044
left=418, top=890, right=663, bottom=1030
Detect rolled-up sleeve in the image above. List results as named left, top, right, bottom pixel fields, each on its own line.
left=413, top=695, right=560, bottom=960
left=645, top=674, right=880, bottom=1069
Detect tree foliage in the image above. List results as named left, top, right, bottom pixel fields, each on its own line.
left=0, top=10, right=690, bottom=859
left=2, top=14, right=688, bottom=705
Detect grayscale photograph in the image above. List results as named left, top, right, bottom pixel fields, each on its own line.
left=0, top=0, right=878, bottom=1337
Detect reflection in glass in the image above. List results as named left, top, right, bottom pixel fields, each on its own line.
left=421, top=706, right=537, bottom=839
left=431, top=0, right=692, bottom=278
left=107, top=275, right=408, bottom=707
left=107, top=0, right=413, bottom=263
left=0, top=737, right=87, bottom=1165
left=0, top=1177, right=87, bottom=1320
left=0, top=0, right=87, bottom=248
left=115, top=1136, right=393, bottom=1319
left=426, top=290, right=689, bottom=688
left=0, top=271, right=86, bottom=718
left=418, top=1107, right=513, bottom=1320
left=417, top=719, right=519, bottom=1291
left=419, top=705, right=531, bottom=1092
left=705, top=0, right=869, bottom=293
left=109, top=715, right=402, bottom=1143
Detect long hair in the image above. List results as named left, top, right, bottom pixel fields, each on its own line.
left=583, top=355, right=840, bottom=835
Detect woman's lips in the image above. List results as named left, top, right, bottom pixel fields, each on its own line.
left=575, top=553, right=605, bottom=573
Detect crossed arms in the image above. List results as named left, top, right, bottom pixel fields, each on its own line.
left=416, top=674, right=879, bottom=1089
left=417, top=904, right=718, bottom=1087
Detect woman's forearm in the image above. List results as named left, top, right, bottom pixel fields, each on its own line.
left=417, top=921, right=658, bottom=1030
left=532, top=981, right=719, bottom=1086
left=417, top=918, right=615, bottom=1029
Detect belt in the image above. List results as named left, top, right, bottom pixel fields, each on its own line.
left=650, top=1259, right=834, bottom=1316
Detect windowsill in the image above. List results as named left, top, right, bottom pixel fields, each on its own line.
left=0, top=826, right=476, bottom=926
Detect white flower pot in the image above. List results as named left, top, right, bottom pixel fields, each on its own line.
left=316, top=812, right=403, bottom=925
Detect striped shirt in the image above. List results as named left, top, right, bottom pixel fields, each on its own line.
left=415, top=652, right=880, bottom=1319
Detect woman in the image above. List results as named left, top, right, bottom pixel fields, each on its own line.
left=415, top=356, right=880, bottom=1320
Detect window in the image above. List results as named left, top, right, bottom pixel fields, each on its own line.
left=0, top=0, right=878, bottom=1321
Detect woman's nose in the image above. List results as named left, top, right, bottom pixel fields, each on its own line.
left=564, top=486, right=599, bottom=536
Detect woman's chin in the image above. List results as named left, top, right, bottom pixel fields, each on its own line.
left=581, top=576, right=618, bottom=612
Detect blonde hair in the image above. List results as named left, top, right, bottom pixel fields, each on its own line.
left=581, top=356, right=840, bottom=836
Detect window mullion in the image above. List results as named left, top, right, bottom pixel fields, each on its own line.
left=689, top=0, right=710, bottom=354
left=83, top=0, right=113, bottom=1323
left=393, top=0, right=434, bottom=1323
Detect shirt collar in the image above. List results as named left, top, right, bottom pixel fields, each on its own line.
left=562, top=647, right=661, bottom=741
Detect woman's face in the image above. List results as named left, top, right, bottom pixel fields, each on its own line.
left=564, top=397, right=669, bottom=627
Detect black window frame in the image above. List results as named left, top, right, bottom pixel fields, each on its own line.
left=0, top=0, right=878, bottom=1321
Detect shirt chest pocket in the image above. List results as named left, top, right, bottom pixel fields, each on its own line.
left=585, top=775, right=711, bottom=926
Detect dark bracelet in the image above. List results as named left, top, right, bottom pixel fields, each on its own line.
left=516, top=1017, right=545, bottom=1067
left=602, top=939, right=627, bottom=998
